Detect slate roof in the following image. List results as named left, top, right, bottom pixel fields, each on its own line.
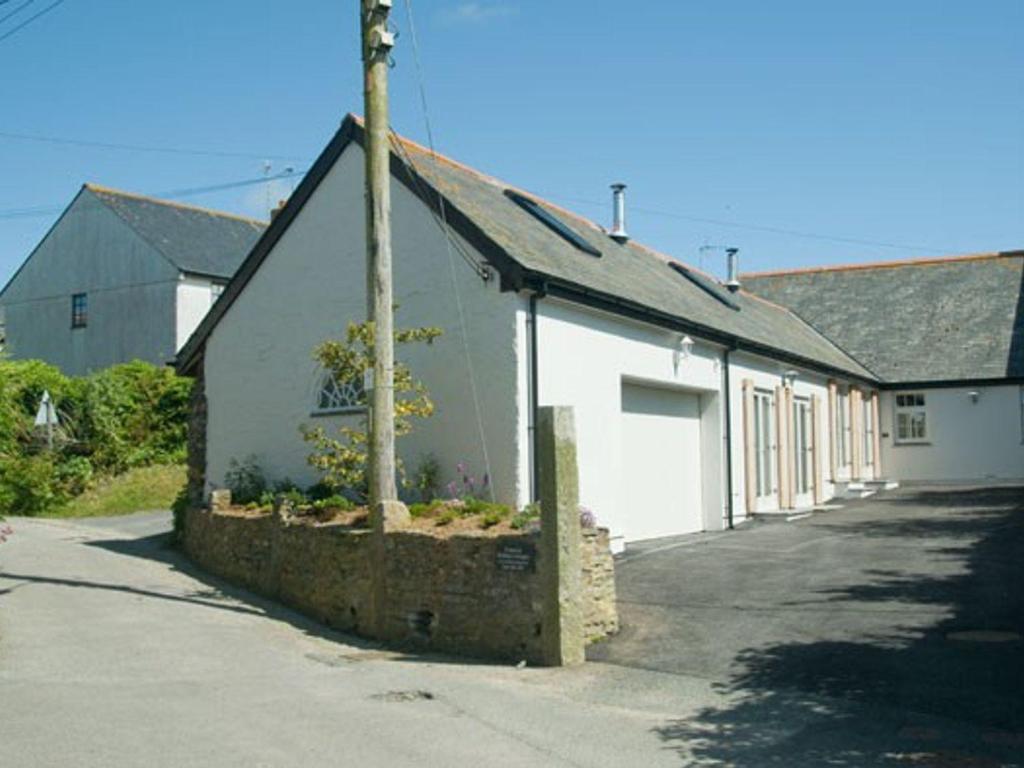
left=743, top=252, right=1024, bottom=383
left=178, top=116, right=874, bottom=381
left=87, top=184, right=266, bottom=279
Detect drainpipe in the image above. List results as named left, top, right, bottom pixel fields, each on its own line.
left=528, top=286, right=546, bottom=502
left=723, top=345, right=736, bottom=529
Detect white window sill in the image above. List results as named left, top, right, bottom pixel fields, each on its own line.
left=310, top=407, right=366, bottom=418
left=893, top=440, right=930, bottom=447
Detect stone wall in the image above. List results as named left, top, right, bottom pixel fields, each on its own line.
left=581, top=528, right=619, bottom=638
left=183, top=508, right=618, bottom=663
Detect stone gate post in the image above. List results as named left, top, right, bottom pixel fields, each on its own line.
left=537, top=406, right=585, bottom=666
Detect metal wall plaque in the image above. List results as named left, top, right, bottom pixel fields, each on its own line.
left=495, top=541, right=536, bottom=573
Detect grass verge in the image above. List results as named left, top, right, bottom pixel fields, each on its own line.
left=45, top=464, right=187, bottom=518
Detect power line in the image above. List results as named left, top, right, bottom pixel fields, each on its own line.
left=0, top=0, right=65, bottom=45
left=0, top=129, right=308, bottom=161
left=0, top=168, right=306, bottom=220
left=0, top=0, right=34, bottom=27
left=550, top=195, right=954, bottom=255
left=401, top=0, right=495, bottom=502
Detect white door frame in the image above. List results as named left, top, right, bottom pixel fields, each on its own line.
left=753, top=388, right=777, bottom=511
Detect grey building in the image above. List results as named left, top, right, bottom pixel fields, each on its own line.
left=0, top=184, right=265, bottom=375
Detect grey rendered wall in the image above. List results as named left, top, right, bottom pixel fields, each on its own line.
left=0, top=188, right=179, bottom=375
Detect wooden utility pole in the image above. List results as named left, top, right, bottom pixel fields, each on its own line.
left=361, top=0, right=399, bottom=509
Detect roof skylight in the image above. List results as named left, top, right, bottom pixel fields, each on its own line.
left=668, top=262, right=741, bottom=311
left=505, top=190, right=601, bottom=257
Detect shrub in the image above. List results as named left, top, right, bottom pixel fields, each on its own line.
left=479, top=509, right=507, bottom=529
left=171, top=486, right=190, bottom=543
left=305, top=481, right=336, bottom=502
left=224, top=456, right=267, bottom=506
left=311, top=494, right=354, bottom=512
left=0, top=454, right=65, bottom=516
left=0, top=359, right=192, bottom=517
left=53, top=456, right=94, bottom=497
left=444, top=460, right=490, bottom=501
left=413, top=454, right=441, bottom=502
left=70, top=361, right=192, bottom=473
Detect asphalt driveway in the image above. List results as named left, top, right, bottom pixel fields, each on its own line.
left=590, top=483, right=1024, bottom=766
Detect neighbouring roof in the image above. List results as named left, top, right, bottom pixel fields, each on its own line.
left=87, top=184, right=267, bottom=279
left=177, top=115, right=875, bottom=381
left=743, top=251, right=1024, bottom=384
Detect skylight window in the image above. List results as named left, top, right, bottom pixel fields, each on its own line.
left=505, top=190, right=601, bottom=257
left=667, top=262, right=741, bottom=311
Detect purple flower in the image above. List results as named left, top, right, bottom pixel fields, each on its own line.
left=579, top=506, right=597, bottom=529
left=446, top=480, right=458, bottom=499
left=456, top=461, right=466, bottom=475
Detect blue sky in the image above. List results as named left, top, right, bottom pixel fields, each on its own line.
left=1, top=0, right=1021, bottom=285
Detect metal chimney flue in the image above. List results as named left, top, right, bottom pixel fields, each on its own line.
left=725, top=247, right=740, bottom=292
left=609, top=183, right=629, bottom=243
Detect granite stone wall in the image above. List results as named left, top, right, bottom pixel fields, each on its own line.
left=581, top=528, right=619, bottom=639
left=183, top=507, right=618, bottom=663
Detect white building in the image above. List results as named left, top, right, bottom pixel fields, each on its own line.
left=744, top=253, right=1024, bottom=484
left=177, top=116, right=1022, bottom=547
left=0, top=184, right=265, bottom=375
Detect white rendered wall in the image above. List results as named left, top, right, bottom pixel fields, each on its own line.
left=176, top=275, right=217, bottom=352
left=879, top=385, right=1024, bottom=482
left=526, top=297, right=726, bottom=542
left=203, top=143, right=521, bottom=503
left=726, top=352, right=842, bottom=519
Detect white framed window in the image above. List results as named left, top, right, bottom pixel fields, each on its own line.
left=313, top=372, right=366, bottom=415
left=863, top=396, right=875, bottom=467
left=894, top=392, right=928, bottom=443
left=837, top=388, right=851, bottom=467
left=754, top=389, right=776, bottom=499
left=793, top=397, right=812, bottom=496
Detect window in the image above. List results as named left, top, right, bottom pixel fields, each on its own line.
left=863, top=397, right=875, bottom=466
left=837, top=389, right=851, bottom=466
left=894, top=392, right=928, bottom=443
left=667, top=262, right=741, bottom=311
left=754, top=389, right=776, bottom=498
left=313, top=372, right=366, bottom=415
left=71, top=293, right=87, bottom=328
left=793, top=397, right=812, bottom=495
left=504, top=190, right=602, bottom=256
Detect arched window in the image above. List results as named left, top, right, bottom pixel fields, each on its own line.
left=314, top=371, right=366, bottom=415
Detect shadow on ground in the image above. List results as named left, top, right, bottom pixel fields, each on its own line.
left=58, top=528, right=489, bottom=666
left=653, top=486, right=1024, bottom=767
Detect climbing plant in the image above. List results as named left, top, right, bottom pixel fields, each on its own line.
left=301, top=319, right=441, bottom=499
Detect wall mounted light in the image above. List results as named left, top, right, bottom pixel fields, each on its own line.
left=967, top=390, right=980, bottom=404
left=679, top=335, right=694, bottom=359
left=672, top=334, right=695, bottom=374
left=783, top=369, right=799, bottom=387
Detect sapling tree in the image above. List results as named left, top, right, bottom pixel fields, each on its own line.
left=301, top=319, right=441, bottom=499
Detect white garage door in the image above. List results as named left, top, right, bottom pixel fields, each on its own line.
left=620, top=382, right=704, bottom=542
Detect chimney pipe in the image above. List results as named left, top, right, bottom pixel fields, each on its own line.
left=726, top=247, right=740, bottom=292
left=609, top=183, right=628, bottom=243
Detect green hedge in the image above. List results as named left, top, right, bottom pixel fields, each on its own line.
left=0, top=358, right=192, bottom=516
